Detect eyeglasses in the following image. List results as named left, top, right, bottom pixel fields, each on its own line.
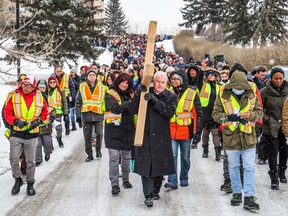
left=22, top=83, right=32, bottom=88
left=55, top=71, right=62, bottom=73
left=171, top=78, right=180, bottom=81
left=49, top=81, right=56, bottom=84
left=206, top=73, right=215, bottom=77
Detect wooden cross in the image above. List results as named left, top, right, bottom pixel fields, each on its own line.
left=134, top=21, right=157, bottom=147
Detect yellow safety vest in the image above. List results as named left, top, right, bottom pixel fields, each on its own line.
left=51, top=88, right=63, bottom=115
left=59, top=74, right=70, bottom=97
left=79, top=82, right=106, bottom=114
left=199, top=82, right=220, bottom=107
left=104, top=89, right=122, bottom=124
left=5, top=90, right=15, bottom=105
left=220, top=90, right=256, bottom=134
left=47, top=96, right=55, bottom=114
left=12, top=91, right=44, bottom=133
left=171, top=88, right=196, bottom=125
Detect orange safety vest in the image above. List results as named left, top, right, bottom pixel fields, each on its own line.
left=59, top=74, right=70, bottom=97
left=12, top=90, right=44, bottom=133
left=104, top=89, right=122, bottom=124
left=79, top=82, right=106, bottom=114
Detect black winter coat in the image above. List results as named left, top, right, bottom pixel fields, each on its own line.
left=130, top=88, right=177, bottom=177
left=104, top=86, right=135, bottom=151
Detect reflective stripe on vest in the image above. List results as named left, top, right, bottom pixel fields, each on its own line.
left=51, top=88, right=63, bottom=115
left=59, top=74, right=70, bottom=97
left=47, top=96, right=55, bottom=114
left=12, top=91, right=43, bottom=133
left=199, top=82, right=220, bottom=107
left=79, top=82, right=106, bottom=114
left=220, top=89, right=256, bottom=134
left=104, top=89, right=122, bottom=123
left=5, top=90, right=15, bottom=105
left=171, top=88, right=196, bottom=126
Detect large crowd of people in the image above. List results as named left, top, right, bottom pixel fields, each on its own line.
left=1, top=33, right=288, bottom=212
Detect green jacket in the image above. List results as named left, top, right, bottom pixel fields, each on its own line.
left=212, top=72, right=263, bottom=150
left=260, top=80, right=288, bottom=138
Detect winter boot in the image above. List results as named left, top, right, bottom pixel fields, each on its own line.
left=11, top=178, right=23, bottom=195
left=65, top=128, right=70, bottom=136
left=96, top=148, right=102, bottom=158
left=202, top=145, right=209, bottom=158
left=278, top=169, right=287, bottom=183
left=215, top=146, right=222, bottom=161
left=243, top=196, right=260, bottom=211
left=130, top=160, right=135, bottom=173
left=27, top=182, right=36, bottom=196
left=144, top=196, right=153, bottom=207
left=220, top=179, right=233, bottom=193
left=71, top=122, right=76, bottom=131
left=111, top=185, right=120, bottom=195
left=230, top=193, right=242, bottom=206
left=57, top=137, right=64, bottom=148
left=268, top=170, right=279, bottom=190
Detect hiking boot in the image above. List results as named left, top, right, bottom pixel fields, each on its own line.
left=279, top=172, right=287, bottom=183
left=153, top=193, right=160, bottom=200
left=164, top=182, right=178, bottom=189
left=243, top=196, right=260, bottom=211
left=258, top=159, right=267, bottom=165
left=215, top=146, right=222, bottom=161
left=85, top=156, right=94, bottom=162
left=27, top=182, right=36, bottom=196
left=111, top=185, right=120, bottom=195
left=45, top=155, right=50, bottom=162
left=123, top=181, right=132, bottom=189
left=180, top=180, right=189, bottom=187
left=220, top=179, right=233, bottom=193
left=11, top=178, right=23, bottom=195
left=144, top=197, right=153, bottom=207
left=65, top=128, right=70, bottom=135
left=71, top=123, right=76, bottom=131
left=202, top=145, right=209, bottom=158
left=96, top=149, right=102, bottom=158
left=57, top=137, right=64, bottom=148
left=231, top=193, right=242, bottom=206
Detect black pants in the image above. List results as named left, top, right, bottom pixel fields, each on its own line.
left=258, top=135, right=269, bottom=160
left=141, top=176, right=162, bottom=198
left=83, top=121, right=103, bottom=157
left=266, top=130, right=288, bottom=173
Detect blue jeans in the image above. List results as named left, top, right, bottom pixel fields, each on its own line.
left=226, top=148, right=256, bottom=197
left=168, top=139, right=192, bottom=184
left=70, top=107, right=75, bottom=123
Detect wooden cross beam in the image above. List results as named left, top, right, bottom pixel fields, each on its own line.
left=134, top=21, right=157, bottom=147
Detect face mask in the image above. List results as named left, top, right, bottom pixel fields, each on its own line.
left=232, top=88, right=245, bottom=95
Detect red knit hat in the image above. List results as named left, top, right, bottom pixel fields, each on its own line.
left=48, top=76, right=58, bottom=85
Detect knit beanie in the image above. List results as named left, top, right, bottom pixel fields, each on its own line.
left=270, top=67, right=284, bottom=78
left=86, top=69, right=97, bottom=77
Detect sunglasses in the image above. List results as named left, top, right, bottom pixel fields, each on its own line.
left=22, top=83, right=32, bottom=88
left=49, top=81, right=56, bottom=84
left=206, top=73, right=215, bottom=77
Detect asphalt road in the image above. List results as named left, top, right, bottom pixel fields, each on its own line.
left=6, top=141, right=288, bottom=216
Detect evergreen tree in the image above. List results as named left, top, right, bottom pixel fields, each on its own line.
left=19, top=0, right=105, bottom=64
left=222, top=0, right=254, bottom=46
left=105, top=0, right=128, bottom=35
left=180, top=0, right=227, bottom=35
left=252, top=0, right=288, bottom=46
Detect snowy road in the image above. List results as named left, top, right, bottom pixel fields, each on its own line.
left=4, top=133, right=288, bottom=216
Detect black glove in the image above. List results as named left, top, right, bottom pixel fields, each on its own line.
left=76, top=117, right=81, bottom=123
left=63, top=115, right=69, bottom=122
left=29, top=119, right=42, bottom=131
left=238, top=118, right=248, bottom=125
left=144, top=93, right=158, bottom=103
left=49, top=116, right=55, bottom=123
left=135, top=84, right=147, bottom=96
left=13, top=119, right=27, bottom=129
left=192, top=133, right=201, bottom=144
left=227, top=114, right=239, bottom=122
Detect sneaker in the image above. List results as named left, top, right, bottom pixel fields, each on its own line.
left=243, top=196, right=260, bottom=211
left=153, top=193, right=160, bottom=200
left=35, top=162, right=42, bottom=167
left=85, top=156, right=94, bottom=162
left=123, top=181, right=132, bottom=189
left=191, top=143, right=197, bottom=149
left=279, top=172, right=287, bottom=183
left=111, top=185, right=120, bottom=195
left=45, top=155, right=50, bottom=162
left=220, top=179, right=233, bottom=193
left=164, top=182, right=178, bottom=190
left=180, top=180, right=189, bottom=187
left=258, top=159, right=267, bottom=165
left=144, top=197, right=153, bottom=207
left=231, top=193, right=242, bottom=206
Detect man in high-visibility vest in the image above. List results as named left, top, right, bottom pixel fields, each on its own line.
left=75, top=69, right=106, bottom=162
left=164, top=69, right=203, bottom=189
left=212, top=71, right=263, bottom=211
left=52, top=65, right=76, bottom=136
left=4, top=75, right=48, bottom=196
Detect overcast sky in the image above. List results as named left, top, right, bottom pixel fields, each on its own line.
left=119, top=0, right=185, bottom=34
